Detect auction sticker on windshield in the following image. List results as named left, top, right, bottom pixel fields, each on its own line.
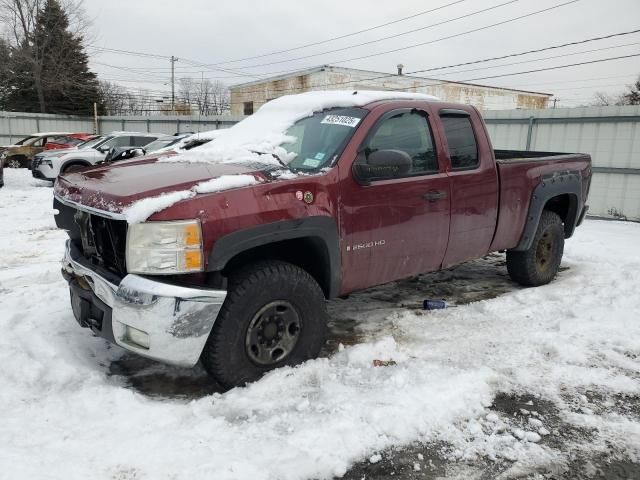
left=320, top=115, right=361, bottom=127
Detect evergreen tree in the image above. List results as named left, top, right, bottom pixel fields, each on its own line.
left=5, top=0, right=101, bottom=114
left=0, top=38, right=10, bottom=109
left=620, top=76, right=640, bottom=106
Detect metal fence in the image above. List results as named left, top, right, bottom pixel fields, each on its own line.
left=2, top=106, right=639, bottom=220
left=482, top=105, right=640, bottom=221
left=0, top=111, right=244, bottom=146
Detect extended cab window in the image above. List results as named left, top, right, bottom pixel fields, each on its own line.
left=358, top=111, right=437, bottom=176
left=440, top=114, right=479, bottom=169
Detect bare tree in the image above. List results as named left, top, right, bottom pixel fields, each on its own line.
left=98, top=80, right=127, bottom=115
left=592, top=74, right=640, bottom=107
left=592, top=91, right=616, bottom=106
left=177, top=77, right=230, bottom=115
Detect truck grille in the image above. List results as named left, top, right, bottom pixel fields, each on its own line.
left=54, top=198, right=128, bottom=278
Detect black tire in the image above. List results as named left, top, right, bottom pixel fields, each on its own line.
left=201, top=260, right=328, bottom=389
left=7, top=156, right=25, bottom=168
left=507, top=210, right=565, bottom=286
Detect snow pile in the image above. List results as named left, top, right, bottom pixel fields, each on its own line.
left=193, top=174, right=259, bottom=194
left=165, top=90, right=438, bottom=166
left=122, top=174, right=260, bottom=223
left=1, top=170, right=640, bottom=479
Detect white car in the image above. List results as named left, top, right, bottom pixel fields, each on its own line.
left=31, top=132, right=162, bottom=181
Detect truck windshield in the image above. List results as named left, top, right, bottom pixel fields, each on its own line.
left=280, top=107, right=367, bottom=171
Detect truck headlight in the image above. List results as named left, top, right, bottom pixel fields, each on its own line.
left=126, top=220, right=203, bottom=274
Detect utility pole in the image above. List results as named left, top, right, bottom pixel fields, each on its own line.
left=93, top=102, right=98, bottom=134
left=170, top=56, right=178, bottom=113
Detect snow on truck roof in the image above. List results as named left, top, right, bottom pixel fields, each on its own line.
left=172, top=90, right=439, bottom=165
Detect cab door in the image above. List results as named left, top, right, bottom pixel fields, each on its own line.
left=436, top=108, right=499, bottom=267
left=338, top=107, right=451, bottom=294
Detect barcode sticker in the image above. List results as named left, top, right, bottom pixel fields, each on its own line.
left=320, top=115, right=361, bottom=127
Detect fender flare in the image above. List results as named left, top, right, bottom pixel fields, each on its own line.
left=208, top=216, right=341, bottom=298
left=514, top=170, right=583, bottom=251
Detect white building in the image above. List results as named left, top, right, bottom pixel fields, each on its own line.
left=230, top=65, right=552, bottom=116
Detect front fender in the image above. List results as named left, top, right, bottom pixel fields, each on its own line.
left=207, top=216, right=341, bottom=298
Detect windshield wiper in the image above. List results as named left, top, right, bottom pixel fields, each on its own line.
left=251, top=150, right=296, bottom=172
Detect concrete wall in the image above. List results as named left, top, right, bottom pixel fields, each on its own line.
left=230, top=67, right=550, bottom=115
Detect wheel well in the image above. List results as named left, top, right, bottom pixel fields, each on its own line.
left=62, top=160, right=91, bottom=172
left=544, top=193, right=579, bottom=237
left=222, top=237, right=332, bottom=298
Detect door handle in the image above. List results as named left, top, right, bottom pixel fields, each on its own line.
left=422, top=190, right=447, bottom=202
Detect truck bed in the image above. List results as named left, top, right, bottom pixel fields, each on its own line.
left=494, top=149, right=584, bottom=162
left=490, top=150, right=592, bottom=252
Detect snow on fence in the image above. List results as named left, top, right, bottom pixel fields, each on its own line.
left=2, top=105, right=639, bottom=220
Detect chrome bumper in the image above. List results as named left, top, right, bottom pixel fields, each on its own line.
left=62, top=240, right=226, bottom=367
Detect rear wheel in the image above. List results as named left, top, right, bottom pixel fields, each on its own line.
left=507, top=210, right=564, bottom=286
left=201, top=260, right=328, bottom=389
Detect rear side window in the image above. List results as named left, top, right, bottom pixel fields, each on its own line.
left=440, top=115, right=478, bottom=169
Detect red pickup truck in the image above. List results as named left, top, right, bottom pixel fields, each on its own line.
left=53, top=92, right=591, bottom=389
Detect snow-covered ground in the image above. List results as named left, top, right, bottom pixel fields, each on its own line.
left=1, top=169, right=639, bottom=479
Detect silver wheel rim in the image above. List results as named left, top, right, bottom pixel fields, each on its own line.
left=245, top=300, right=302, bottom=366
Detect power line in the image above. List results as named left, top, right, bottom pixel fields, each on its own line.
left=210, top=0, right=470, bottom=66
left=88, top=46, right=266, bottom=79
left=85, top=0, right=580, bottom=82
left=430, top=41, right=640, bottom=78
left=233, top=0, right=581, bottom=73
left=206, top=0, right=520, bottom=69
left=397, top=53, right=640, bottom=92
left=223, top=30, right=640, bottom=97
left=407, top=28, right=640, bottom=75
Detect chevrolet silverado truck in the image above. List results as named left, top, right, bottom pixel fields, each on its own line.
left=53, top=91, right=591, bottom=389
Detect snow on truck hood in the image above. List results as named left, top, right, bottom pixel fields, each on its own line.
left=54, top=160, right=264, bottom=224
left=56, top=91, right=437, bottom=223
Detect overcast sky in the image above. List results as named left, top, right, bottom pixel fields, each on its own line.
left=84, top=0, right=640, bottom=108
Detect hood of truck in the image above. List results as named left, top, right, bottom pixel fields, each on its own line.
left=54, top=157, right=267, bottom=213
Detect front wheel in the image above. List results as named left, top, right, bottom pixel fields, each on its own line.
left=201, top=260, right=328, bottom=389
left=7, top=157, right=23, bottom=168
left=507, top=210, right=565, bottom=286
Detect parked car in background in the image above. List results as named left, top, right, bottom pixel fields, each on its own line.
left=44, top=133, right=98, bottom=151
left=0, top=132, right=71, bottom=168
left=32, top=132, right=162, bottom=181
left=101, top=133, right=192, bottom=163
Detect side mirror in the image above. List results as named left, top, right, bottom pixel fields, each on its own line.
left=353, top=149, right=412, bottom=184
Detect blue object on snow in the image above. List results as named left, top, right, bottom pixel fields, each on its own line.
left=423, top=299, right=448, bottom=310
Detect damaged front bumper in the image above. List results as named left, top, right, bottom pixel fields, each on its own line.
left=62, top=240, right=226, bottom=367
